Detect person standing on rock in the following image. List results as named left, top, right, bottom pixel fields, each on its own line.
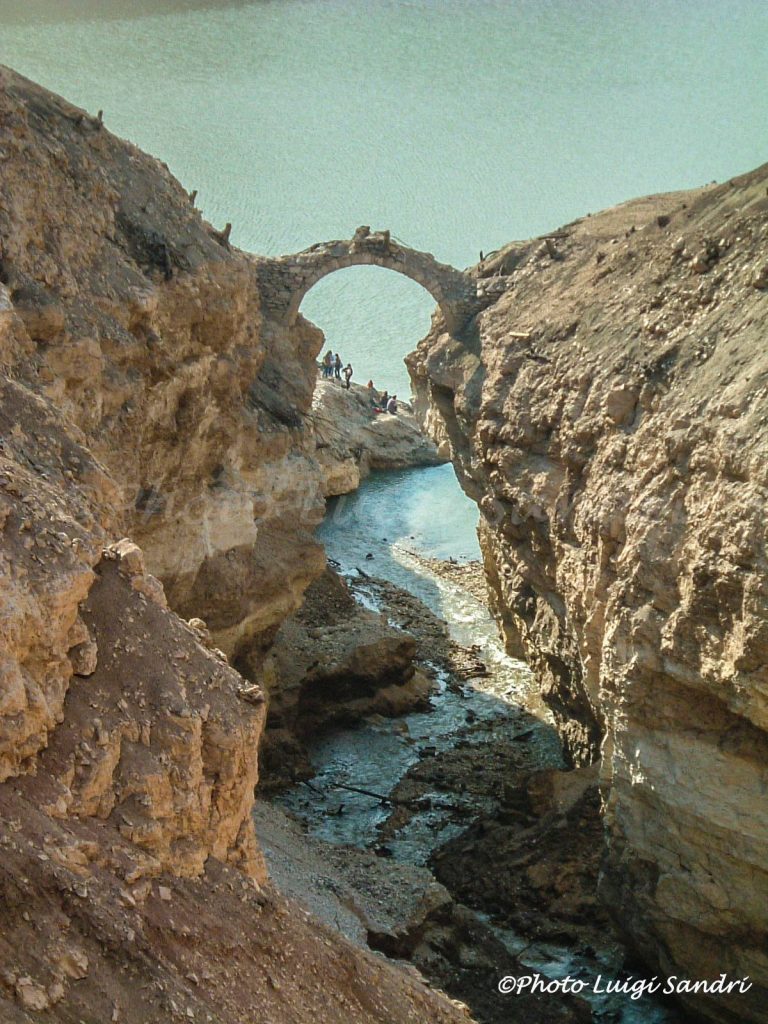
left=334, top=353, right=342, bottom=380
left=322, top=350, right=333, bottom=378
left=343, top=363, right=353, bottom=389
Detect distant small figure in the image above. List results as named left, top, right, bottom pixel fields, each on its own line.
left=334, top=353, right=342, bottom=379
left=366, top=379, right=374, bottom=389
left=380, top=390, right=389, bottom=408
left=343, top=364, right=354, bottom=389
left=322, top=349, right=334, bottom=378
left=386, top=395, right=398, bottom=415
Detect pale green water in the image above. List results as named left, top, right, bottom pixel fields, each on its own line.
left=2, top=0, right=767, bottom=398
left=3, top=10, right=761, bottom=1013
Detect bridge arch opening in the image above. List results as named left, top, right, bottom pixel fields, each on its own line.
left=287, top=248, right=453, bottom=329
left=258, top=230, right=488, bottom=351
left=299, top=263, right=436, bottom=397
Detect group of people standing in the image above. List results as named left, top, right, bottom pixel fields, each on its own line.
left=321, top=350, right=354, bottom=389
left=319, top=349, right=399, bottom=415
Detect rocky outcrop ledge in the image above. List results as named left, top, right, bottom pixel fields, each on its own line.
left=410, top=166, right=768, bottom=1023
left=255, top=566, right=433, bottom=787
left=311, top=376, right=445, bottom=495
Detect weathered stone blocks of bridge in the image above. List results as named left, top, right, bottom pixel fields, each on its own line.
left=256, top=227, right=507, bottom=336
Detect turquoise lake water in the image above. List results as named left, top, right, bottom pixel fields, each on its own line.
left=2, top=0, right=766, bottom=552
left=2, top=11, right=761, bottom=1014
left=2, top=0, right=766, bottom=396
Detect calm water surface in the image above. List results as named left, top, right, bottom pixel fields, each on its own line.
left=3, top=0, right=766, bottom=544
left=2, top=0, right=766, bottom=400
left=5, top=10, right=757, bottom=1015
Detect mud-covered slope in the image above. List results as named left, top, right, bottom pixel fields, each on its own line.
left=410, top=167, right=768, bottom=1023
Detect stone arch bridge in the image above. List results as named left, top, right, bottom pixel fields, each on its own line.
left=256, top=227, right=508, bottom=336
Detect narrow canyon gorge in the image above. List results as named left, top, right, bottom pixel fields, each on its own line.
left=0, top=66, right=765, bottom=1024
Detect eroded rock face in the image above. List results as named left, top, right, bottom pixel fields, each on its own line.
left=0, top=61, right=325, bottom=880
left=0, top=363, right=269, bottom=882
left=410, top=167, right=768, bottom=1022
left=0, top=374, right=117, bottom=783
left=0, top=68, right=476, bottom=1024
left=0, top=65, right=326, bottom=661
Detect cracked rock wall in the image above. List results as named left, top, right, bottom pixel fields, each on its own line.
left=410, top=166, right=768, bottom=1023
left=0, top=66, right=476, bottom=1024
left=0, top=65, right=326, bottom=662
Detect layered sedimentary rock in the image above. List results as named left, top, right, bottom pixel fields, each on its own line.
left=410, top=167, right=768, bottom=1022
left=0, top=68, right=473, bottom=1024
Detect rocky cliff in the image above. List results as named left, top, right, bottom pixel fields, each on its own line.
left=0, top=67, right=474, bottom=1024
left=310, top=377, right=445, bottom=496
left=410, top=168, right=768, bottom=1022
left=0, top=65, right=327, bottom=662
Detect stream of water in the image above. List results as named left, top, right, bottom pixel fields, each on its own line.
left=3, top=6, right=762, bottom=1020
left=275, top=467, right=680, bottom=1024
left=279, top=467, right=559, bottom=859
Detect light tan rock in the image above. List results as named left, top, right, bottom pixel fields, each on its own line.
left=109, top=539, right=146, bottom=576
left=15, top=976, right=50, bottom=1011
left=0, top=379, right=117, bottom=784
left=69, top=637, right=98, bottom=676
left=310, top=377, right=445, bottom=496
left=410, top=166, right=768, bottom=1023
left=58, top=949, right=89, bottom=980
left=48, top=980, right=66, bottom=1005
left=130, top=571, right=168, bottom=608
